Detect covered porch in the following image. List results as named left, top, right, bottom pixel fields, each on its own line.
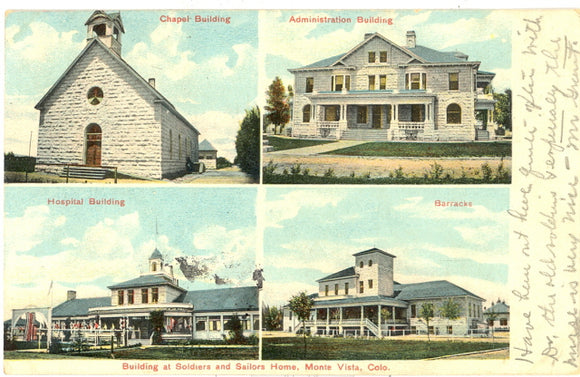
left=294, top=91, right=436, bottom=141
left=304, top=297, right=409, bottom=337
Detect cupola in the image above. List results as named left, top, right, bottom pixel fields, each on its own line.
left=85, top=10, right=125, bottom=56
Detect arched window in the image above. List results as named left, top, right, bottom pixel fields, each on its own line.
left=447, top=103, right=461, bottom=124
left=360, top=261, right=364, bottom=268
left=368, top=260, right=373, bottom=267
left=302, top=105, right=311, bottom=123
left=152, top=262, right=157, bottom=272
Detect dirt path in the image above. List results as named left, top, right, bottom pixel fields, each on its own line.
left=263, top=153, right=511, bottom=179
left=172, top=166, right=256, bottom=184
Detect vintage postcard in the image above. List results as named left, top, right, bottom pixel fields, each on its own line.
left=3, top=7, right=580, bottom=377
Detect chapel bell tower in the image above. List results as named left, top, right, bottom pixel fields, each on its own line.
left=85, top=10, right=125, bottom=57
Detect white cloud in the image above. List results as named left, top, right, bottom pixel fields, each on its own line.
left=4, top=205, right=66, bottom=253
left=454, top=224, right=504, bottom=246
left=271, top=240, right=356, bottom=275
left=262, top=281, right=317, bottom=308
left=422, top=244, right=507, bottom=266
left=60, top=237, right=80, bottom=247
left=265, top=189, right=345, bottom=228
left=6, top=22, right=82, bottom=62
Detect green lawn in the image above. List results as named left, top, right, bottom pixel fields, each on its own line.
left=4, top=346, right=258, bottom=360
left=323, top=142, right=511, bottom=157
left=263, top=173, right=510, bottom=185
left=262, top=337, right=508, bottom=360
left=266, top=136, right=336, bottom=151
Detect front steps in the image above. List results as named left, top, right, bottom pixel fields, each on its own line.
left=341, top=129, right=389, bottom=141
left=60, top=166, right=108, bottom=180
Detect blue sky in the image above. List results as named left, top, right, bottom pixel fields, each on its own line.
left=3, top=186, right=258, bottom=318
left=259, top=9, right=512, bottom=104
left=4, top=10, right=258, bottom=161
left=262, top=186, right=510, bottom=309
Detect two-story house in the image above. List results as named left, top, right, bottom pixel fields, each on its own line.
left=283, top=248, right=485, bottom=337
left=289, top=31, right=497, bottom=142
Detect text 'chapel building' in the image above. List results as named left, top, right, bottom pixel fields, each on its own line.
left=289, top=32, right=497, bottom=142
left=35, top=11, right=200, bottom=179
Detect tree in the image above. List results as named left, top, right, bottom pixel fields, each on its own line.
left=149, top=310, right=164, bottom=345
left=234, top=106, right=260, bottom=181
left=224, top=314, right=246, bottom=344
left=419, top=303, right=435, bottom=341
left=439, top=299, right=461, bottom=339
left=265, top=77, right=290, bottom=135
left=493, top=89, right=512, bottom=131
left=288, top=291, right=314, bottom=357
left=486, top=307, right=499, bottom=343
left=262, top=305, right=283, bottom=331
left=216, top=157, right=232, bottom=169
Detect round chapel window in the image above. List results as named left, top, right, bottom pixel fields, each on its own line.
left=87, top=87, right=104, bottom=105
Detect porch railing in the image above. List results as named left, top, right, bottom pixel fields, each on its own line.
left=398, top=122, right=425, bottom=130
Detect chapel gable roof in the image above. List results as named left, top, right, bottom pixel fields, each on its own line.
left=34, top=37, right=199, bottom=135
left=176, top=286, right=258, bottom=312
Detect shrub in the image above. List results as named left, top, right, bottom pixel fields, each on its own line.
left=428, top=162, right=444, bottom=180
left=394, top=166, right=405, bottom=178
left=263, top=160, right=277, bottom=175
left=323, top=168, right=335, bottom=178
left=481, top=163, right=493, bottom=182
left=302, top=168, right=310, bottom=176
left=290, top=164, right=302, bottom=175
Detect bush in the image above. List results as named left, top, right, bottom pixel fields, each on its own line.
left=323, top=168, right=335, bottom=178
left=481, top=163, right=493, bottom=182
left=4, top=152, right=36, bottom=172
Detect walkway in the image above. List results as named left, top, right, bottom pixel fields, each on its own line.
left=265, top=140, right=368, bottom=156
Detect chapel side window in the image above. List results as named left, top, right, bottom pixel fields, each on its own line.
left=128, top=290, right=134, bottom=304
left=142, top=288, right=148, bottom=304
left=449, top=72, right=459, bottom=90
left=380, top=51, right=387, bottom=63
left=305, top=77, right=314, bottom=93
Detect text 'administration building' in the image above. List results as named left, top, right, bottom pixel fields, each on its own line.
left=283, top=248, right=486, bottom=337
left=35, top=11, right=200, bottom=179
left=48, top=250, right=259, bottom=342
left=290, top=31, right=497, bottom=142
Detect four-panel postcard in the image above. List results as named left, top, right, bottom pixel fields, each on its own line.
left=3, top=6, right=579, bottom=376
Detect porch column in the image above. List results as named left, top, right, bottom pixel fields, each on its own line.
left=378, top=304, right=382, bottom=337
left=206, top=316, right=209, bottom=336
left=360, top=305, right=364, bottom=336
left=339, top=307, right=343, bottom=335
left=326, top=308, right=330, bottom=335
left=220, top=315, right=224, bottom=337
left=192, top=314, right=196, bottom=339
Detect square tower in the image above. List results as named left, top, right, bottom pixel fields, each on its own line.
left=353, top=248, right=395, bottom=297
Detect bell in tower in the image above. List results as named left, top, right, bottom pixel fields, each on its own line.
left=85, top=10, right=125, bottom=56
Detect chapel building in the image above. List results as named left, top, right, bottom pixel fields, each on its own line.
left=35, top=11, right=200, bottom=179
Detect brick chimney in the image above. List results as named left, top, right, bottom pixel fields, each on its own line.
left=364, top=32, right=375, bottom=40
left=406, top=30, right=416, bottom=48
left=67, top=290, right=77, bottom=301
left=148, top=78, right=156, bottom=88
